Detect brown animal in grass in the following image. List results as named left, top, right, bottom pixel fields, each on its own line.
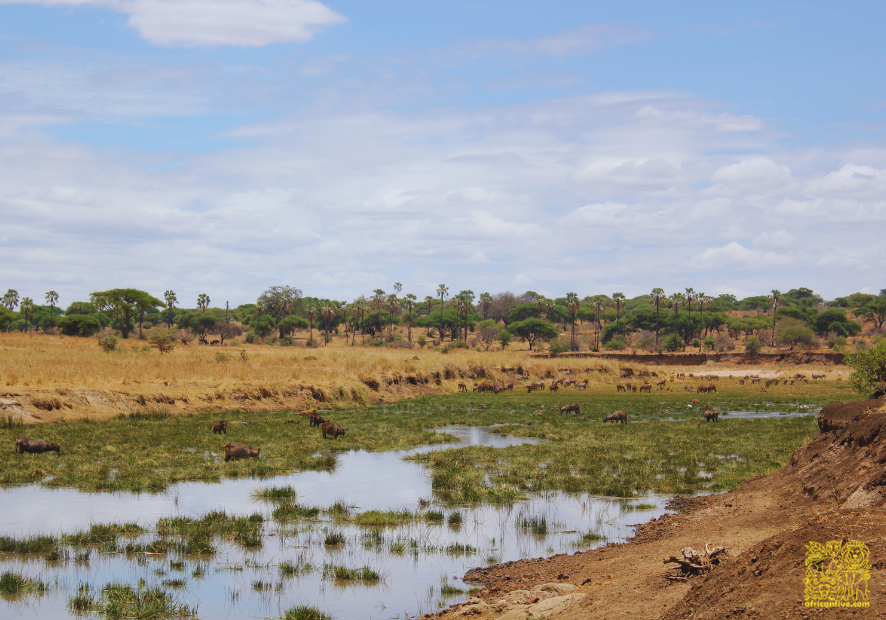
left=15, top=438, right=61, bottom=455
left=457, top=382, right=468, bottom=392
left=616, top=384, right=626, bottom=392
left=704, top=408, right=720, bottom=422
left=309, top=412, right=327, bottom=428
left=639, top=383, right=651, bottom=393
left=297, top=408, right=318, bottom=416
left=559, top=403, right=580, bottom=415
left=211, top=421, right=228, bottom=435
left=321, top=422, right=348, bottom=440
left=224, top=442, right=260, bottom=462
left=603, top=411, right=628, bottom=424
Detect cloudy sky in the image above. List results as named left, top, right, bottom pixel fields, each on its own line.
left=1, top=1, right=885, bottom=307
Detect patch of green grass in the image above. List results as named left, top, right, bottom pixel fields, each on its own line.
left=65, top=522, right=144, bottom=546
left=253, top=485, right=297, bottom=501
left=272, top=502, right=321, bottom=522
left=576, top=532, right=606, bottom=547
left=74, top=581, right=196, bottom=619
left=323, top=531, right=346, bottom=546
left=447, top=512, right=463, bottom=525
left=0, top=534, right=59, bottom=554
left=440, top=576, right=464, bottom=596
left=0, top=570, right=50, bottom=595
left=354, top=510, right=415, bottom=526
left=284, top=605, right=333, bottom=620
left=280, top=558, right=313, bottom=577
left=321, top=563, right=381, bottom=582
left=424, top=510, right=444, bottom=522
left=444, top=542, right=477, bottom=555
left=519, top=515, right=548, bottom=536
left=620, top=503, right=658, bottom=512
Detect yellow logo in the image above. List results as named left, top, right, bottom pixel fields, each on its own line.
left=804, top=539, right=871, bottom=608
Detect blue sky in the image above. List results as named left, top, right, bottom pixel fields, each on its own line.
left=1, top=0, right=885, bottom=307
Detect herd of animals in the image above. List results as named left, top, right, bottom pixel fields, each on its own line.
left=13, top=369, right=829, bottom=459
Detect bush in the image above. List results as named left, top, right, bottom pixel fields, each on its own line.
left=417, top=336, right=427, bottom=348
left=704, top=335, right=716, bottom=350
left=845, top=342, right=886, bottom=396
left=663, top=334, right=684, bottom=352
left=57, top=315, right=102, bottom=337
left=713, top=333, right=734, bottom=352
left=178, top=330, right=194, bottom=345
left=775, top=318, right=817, bottom=350
left=99, top=335, right=118, bottom=353
left=496, top=330, right=512, bottom=350
left=148, top=329, right=176, bottom=354
left=244, top=332, right=258, bottom=344
left=604, top=336, right=627, bottom=351
left=744, top=336, right=762, bottom=355
left=548, top=340, right=570, bottom=356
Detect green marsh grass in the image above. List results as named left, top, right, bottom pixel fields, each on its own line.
left=280, top=558, right=313, bottom=577
left=321, top=563, right=381, bottom=582
left=0, top=534, right=59, bottom=554
left=323, top=531, right=346, bottom=546
left=439, top=576, right=464, bottom=596
left=74, top=581, right=197, bottom=619
left=284, top=605, right=333, bottom=620
left=253, top=485, right=297, bottom=501
left=354, top=510, right=416, bottom=526
left=272, top=502, right=321, bottom=521
left=0, top=570, right=50, bottom=595
left=444, top=542, right=477, bottom=555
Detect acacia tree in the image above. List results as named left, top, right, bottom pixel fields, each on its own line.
left=437, top=284, right=449, bottom=342
left=508, top=318, right=558, bottom=351
left=565, top=292, right=579, bottom=350
left=45, top=290, right=59, bottom=326
left=767, top=289, right=784, bottom=346
left=90, top=289, right=163, bottom=338
left=197, top=293, right=210, bottom=313
left=648, top=288, right=666, bottom=346
left=164, top=290, right=178, bottom=327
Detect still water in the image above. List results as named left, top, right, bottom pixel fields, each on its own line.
left=0, top=426, right=671, bottom=619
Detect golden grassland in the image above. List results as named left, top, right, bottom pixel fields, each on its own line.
left=0, top=330, right=850, bottom=424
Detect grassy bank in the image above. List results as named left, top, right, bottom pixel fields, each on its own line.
left=0, top=377, right=852, bottom=495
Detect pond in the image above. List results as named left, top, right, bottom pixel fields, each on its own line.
left=0, top=425, right=671, bottom=620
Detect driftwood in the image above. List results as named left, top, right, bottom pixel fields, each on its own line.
left=662, top=544, right=727, bottom=581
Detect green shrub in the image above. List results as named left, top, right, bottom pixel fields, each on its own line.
left=744, top=336, right=762, bottom=355
left=845, top=343, right=886, bottom=396
left=99, top=335, right=118, bottom=353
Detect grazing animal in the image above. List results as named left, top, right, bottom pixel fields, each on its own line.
left=526, top=381, right=545, bottom=393
left=616, top=384, right=626, bottom=392
left=559, top=403, right=580, bottom=415
left=224, top=442, right=260, bottom=462
left=575, top=381, right=588, bottom=390
left=309, top=413, right=327, bottom=427
left=15, top=438, right=61, bottom=455
left=549, top=382, right=559, bottom=392
left=639, top=383, right=652, bottom=393
left=603, top=411, right=628, bottom=424
left=211, top=421, right=228, bottom=435
left=457, top=382, right=468, bottom=392
left=321, top=422, right=348, bottom=440
left=704, top=408, right=720, bottom=423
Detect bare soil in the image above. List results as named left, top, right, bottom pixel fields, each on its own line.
left=428, top=398, right=886, bottom=620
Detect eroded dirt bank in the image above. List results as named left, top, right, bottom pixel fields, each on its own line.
left=428, top=398, right=886, bottom=620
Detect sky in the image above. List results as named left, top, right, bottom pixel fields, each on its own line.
left=1, top=0, right=885, bottom=308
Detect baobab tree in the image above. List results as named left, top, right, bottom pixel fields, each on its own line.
left=648, top=288, right=666, bottom=346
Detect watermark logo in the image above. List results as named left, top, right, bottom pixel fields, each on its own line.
left=804, top=539, right=871, bottom=608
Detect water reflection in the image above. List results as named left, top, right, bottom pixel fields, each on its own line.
left=0, top=426, right=669, bottom=620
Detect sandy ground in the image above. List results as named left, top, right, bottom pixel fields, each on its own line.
left=425, top=398, right=886, bottom=620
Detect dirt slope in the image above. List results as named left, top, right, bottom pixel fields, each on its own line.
left=428, top=398, right=886, bottom=620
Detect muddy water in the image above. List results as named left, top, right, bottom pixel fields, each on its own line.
left=0, top=426, right=671, bottom=619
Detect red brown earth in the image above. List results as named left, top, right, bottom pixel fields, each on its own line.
left=427, top=398, right=886, bottom=620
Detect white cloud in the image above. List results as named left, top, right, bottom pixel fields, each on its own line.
left=693, top=242, right=793, bottom=270
left=460, top=22, right=648, bottom=58
left=560, top=202, right=637, bottom=226
left=711, top=158, right=792, bottom=189
left=635, top=105, right=763, bottom=132
left=753, top=230, right=797, bottom=250
left=1, top=0, right=346, bottom=47
left=805, top=164, right=886, bottom=195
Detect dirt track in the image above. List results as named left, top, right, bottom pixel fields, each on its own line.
left=428, top=398, right=886, bottom=620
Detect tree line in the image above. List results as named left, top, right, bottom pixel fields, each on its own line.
left=1, top=285, right=884, bottom=353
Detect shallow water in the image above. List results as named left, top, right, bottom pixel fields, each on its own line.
left=0, top=425, right=670, bottom=620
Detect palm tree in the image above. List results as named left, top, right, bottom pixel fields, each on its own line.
left=670, top=293, right=686, bottom=347
left=372, top=289, right=386, bottom=312
left=565, top=292, right=579, bottom=350
left=424, top=296, right=435, bottom=316
left=648, top=288, right=666, bottom=346
left=612, top=292, right=626, bottom=339
left=2, top=289, right=18, bottom=312
left=20, top=297, right=34, bottom=332
left=696, top=293, right=709, bottom=351
left=767, top=289, right=784, bottom=347
left=353, top=296, right=369, bottom=344
left=457, top=290, right=474, bottom=341
left=591, top=299, right=606, bottom=351
left=320, top=303, right=337, bottom=345
left=436, top=284, right=449, bottom=342
left=386, top=294, right=399, bottom=338
left=479, top=292, right=493, bottom=320
left=197, top=294, right=210, bottom=313
left=403, top=293, right=417, bottom=343
left=393, top=282, right=402, bottom=296
left=45, top=290, right=59, bottom=326
left=164, top=290, right=177, bottom=327
left=304, top=301, right=318, bottom=345
left=684, top=288, right=695, bottom=348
